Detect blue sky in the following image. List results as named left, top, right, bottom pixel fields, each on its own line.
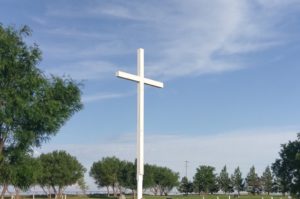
left=1, top=0, right=300, bottom=191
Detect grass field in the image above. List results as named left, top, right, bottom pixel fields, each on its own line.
left=13, top=194, right=289, bottom=199
left=142, top=195, right=288, bottom=199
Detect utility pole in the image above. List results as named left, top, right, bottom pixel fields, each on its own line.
left=185, top=160, right=189, bottom=179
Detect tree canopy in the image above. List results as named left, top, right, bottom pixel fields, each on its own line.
left=193, top=165, right=218, bottom=194
left=37, top=150, right=86, bottom=197
left=272, top=133, right=300, bottom=197
left=231, top=166, right=244, bottom=195
left=90, top=156, right=122, bottom=196
left=0, top=24, right=82, bottom=153
left=90, top=157, right=179, bottom=196
left=0, top=24, right=82, bottom=196
left=178, top=177, right=193, bottom=195
left=261, top=166, right=273, bottom=195
left=246, top=166, right=261, bottom=194
left=218, top=165, right=232, bottom=194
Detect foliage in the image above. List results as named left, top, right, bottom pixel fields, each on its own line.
left=178, top=177, right=193, bottom=195
left=0, top=151, right=40, bottom=199
left=218, top=165, right=232, bottom=194
left=193, top=165, right=218, bottom=194
left=90, top=156, right=122, bottom=196
left=144, top=164, right=179, bottom=196
left=118, top=160, right=136, bottom=193
left=0, top=24, right=82, bottom=195
left=77, top=177, right=89, bottom=195
left=152, top=166, right=179, bottom=195
left=10, top=153, right=40, bottom=190
left=37, top=150, right=86, bottom=197
left=246, top=166, right=261, bottom=195
left=261, top=166, right=273, bottom=195
left=272, top=133, right=300, bottom=197
left=231, top=166, right=244, bottom=195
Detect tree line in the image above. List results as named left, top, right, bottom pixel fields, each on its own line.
left=180, top=134, right=300, bottom=198
left=179, top=165, right=273, bottom=195
left=89, top=157, right=179, bottom=196
left=0, top=150, right=87, bottom=199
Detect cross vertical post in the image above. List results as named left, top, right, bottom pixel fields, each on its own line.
left=137, top=48, right=144, bottom=199
left=116, top=48, right=164, bottom=199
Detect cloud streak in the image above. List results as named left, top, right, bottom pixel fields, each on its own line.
left=44, top=60, right=116, bottom=80
left=82, top=92, right=128, bottom=103
left=38, top=0, right=299, bottom=80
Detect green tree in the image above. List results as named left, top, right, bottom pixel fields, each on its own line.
left=10, top=154, right=40, bottom=190
left=118, top=160, right=136, bottom=194
left=261, top=166, right=273, bottom=195
left=37, top=150, right=85, bottom=198
left=144, top=164, right=179, bottom=196
left=193, top=165, right=218, bottom=194
left=231, top=167, right=244, bottom=195
left=144, top=163, right=156, bottom=194
left=246, top=166, right=261, bottom=195
left=153, top=166, right=179, bottom=196
left=218, top=165, right=232, bottom=194
left=272, top=160, right=290, bottom=195
left=0, top=152, right=40, bottom=199
left=90, top=156, right=122, bottom=196
left=0, top=24, right=82, bottom=195
left=272, top=133, right=300, bottom=197
left=0, top=159, right=11, bottom=197
left=178, top=177, right=193, bottom=195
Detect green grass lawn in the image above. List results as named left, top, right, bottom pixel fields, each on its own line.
left=16, top=194, right=289, bottom=199
left=143, top=195, right=288, bottom=199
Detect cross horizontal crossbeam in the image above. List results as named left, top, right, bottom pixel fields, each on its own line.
left=116, top=71, right=164, bottom=88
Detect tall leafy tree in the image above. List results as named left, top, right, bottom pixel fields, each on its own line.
left=272, top=133, right=300, bottom=197
left=37, top=150, right=86, bottom=198
left=246, top=166, right=261, bottom=195
left=0, top=152, right=40, bottom=199
left=193, top=165, right=218, bottom=194
left=152, top=166, right=179, bottom=196
left=90, top=156, right=122, bottom=196
left=178, top=177, right=193, bottom=195
left=231, top=167, right=244, bottom=195
left=144, top=164, right=179, bottom=196
left=218, top=165, right=232, bottom=194
left=144, top=163, right=155, bottom=192
left=261, top=166, right=273, bottom=195
left=118, top=160, right=136, bottom=194
left=0, top=24, right=82, bottom=195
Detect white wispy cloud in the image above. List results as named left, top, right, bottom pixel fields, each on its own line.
left=31, top=16, right=47, bottom=25
left=44, top=27, right=113, bottom=39
left=37, top=126, right=298, bottom=191
left=44, top=60, right=116, bottom=80
left=82, top=92, right=128, bottom=103
left=39, top=0, right=299, bottom=80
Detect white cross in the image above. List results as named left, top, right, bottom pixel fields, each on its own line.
left=116, top=48, right=163, bottom=199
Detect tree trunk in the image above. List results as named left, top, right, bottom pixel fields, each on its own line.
left=106, top=186, right=110, bottom=197
left=0, top=139, right=4, bottom=154
left=132, top=190, right=136, bottom=199
left=112, top=185, right=116, bottom=197
left=52, top=186, right=58, bottom=199
left=14, top=187, right=20, bottom=199
left=58, top=187, right=62, bottom=199
left=1, top=184, right=8, bottom=198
